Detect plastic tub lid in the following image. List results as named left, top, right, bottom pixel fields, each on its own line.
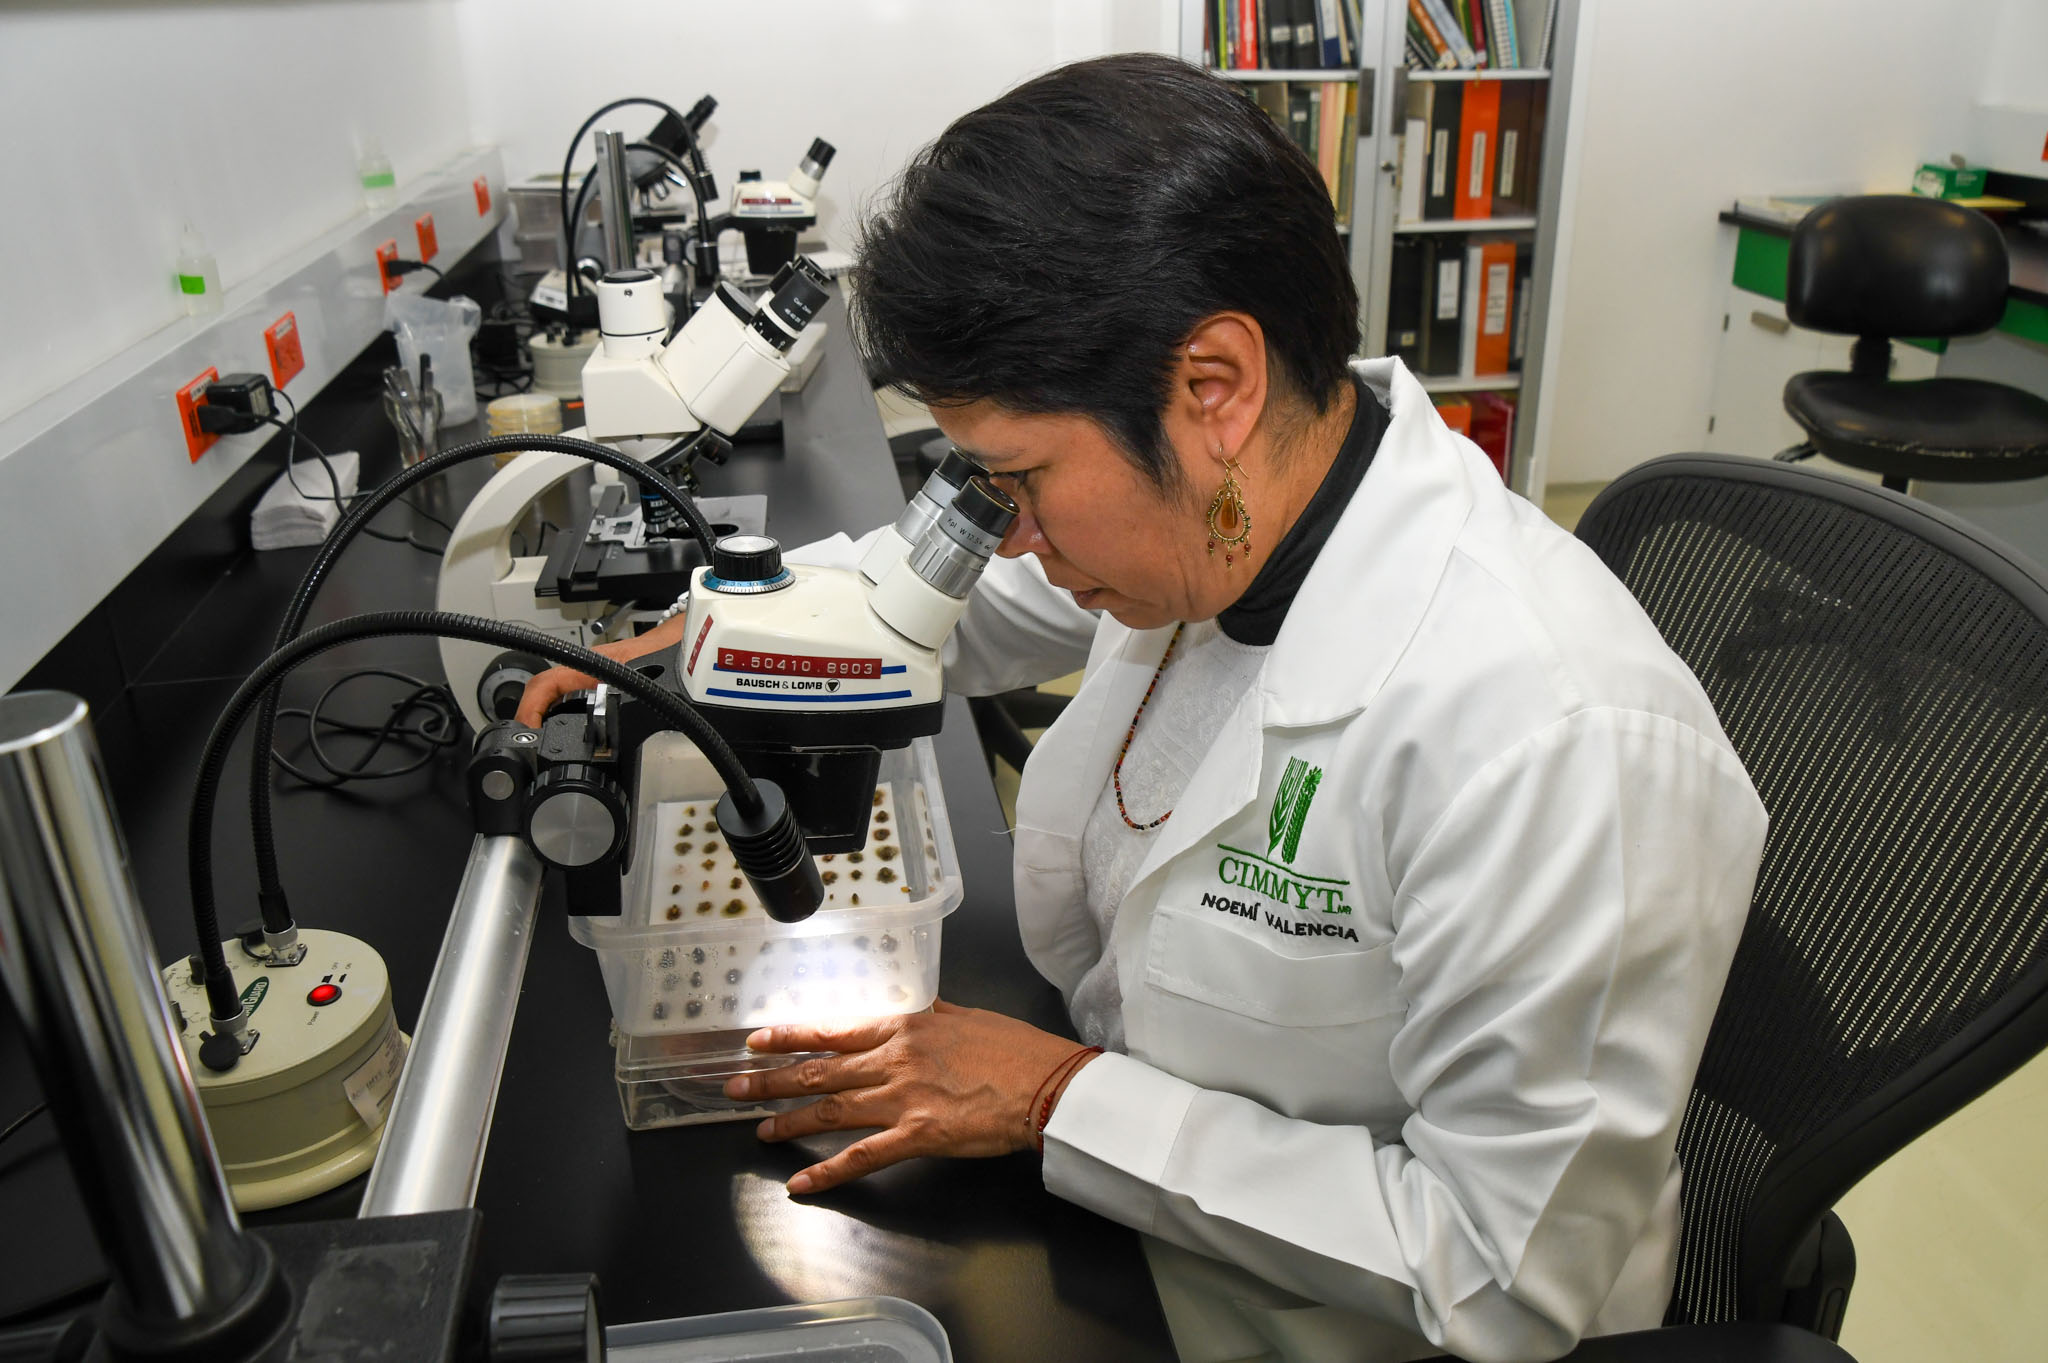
left=606, top=1295, right=951, bottom=1362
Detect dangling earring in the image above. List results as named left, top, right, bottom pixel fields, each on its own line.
left=1206, top=454, right=1252, bottom=567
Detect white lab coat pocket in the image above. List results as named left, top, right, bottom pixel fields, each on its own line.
left=1138, top=907, right=1410, bottom=1133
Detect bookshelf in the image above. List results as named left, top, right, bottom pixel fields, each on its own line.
left=1181, top=0, right=1581, bottom=500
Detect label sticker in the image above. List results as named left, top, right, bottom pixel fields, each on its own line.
left=473, top=175, right=492, bottom=215
left=343, top=1018, right=407, bottom=1130
left=687, top=616, right=715, bottom=675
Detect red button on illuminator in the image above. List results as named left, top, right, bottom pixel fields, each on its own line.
left=307, top=984, right=341, bottom=1007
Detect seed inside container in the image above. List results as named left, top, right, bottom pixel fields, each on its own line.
left=675, top=841, right=693, bottom=856
left=876, top=810, right=890, bottom=824
left=850, top=893, right=861, bottom=905
left=876, top=867, right=897, bottom=884
left=720, top=899, right=744, bottom=916
left=821, top=870, right=838, bottom=885
left=679, top=822, right=694, bottom=835
left=729, top=876, right=742, bottom=889
left=876, top=845, right=898, bottom=862
left=696, top=900, right=713, bottom=915
left=665, top=905, right=681, bottom=921
left=704, top=840, right=720, bottom=854
left=847, top=851, right=864, bottom=864
left=691, top=948, right=706, bottom=965
left=701, top=858, right=715, bottom=870
left=684, top=1000, right=703, bottom=1018
left=872, top=790, right=884, bottom=807
left=850, top=870, right=862, bottom=881
left=726, top=968, right=742, bottom=985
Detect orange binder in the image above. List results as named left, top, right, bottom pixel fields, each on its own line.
left=1452, top=80, right=1501, bottom=220
left=1473, top=239, right=1516, bottom=374
left=1433, top=397, right=1473, bottom=436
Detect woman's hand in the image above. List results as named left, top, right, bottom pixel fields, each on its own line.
left=513, top=613, right=690, bottom=727
left=726, top=1000, right=1098, bottom=1194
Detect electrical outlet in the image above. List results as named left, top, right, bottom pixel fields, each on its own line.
left=375, top=239, right=400, bottom=293
left=473, top=175, right=492, bottom=216
left=175, top=368, right=220, bottom=462
left=264, top=312, right=305, bottom=390
left=415, top=213, right=438, bottom=262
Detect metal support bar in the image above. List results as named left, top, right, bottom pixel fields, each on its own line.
left=595, top=128, right=635, bottom=275
left=358, top=835, right=543, bottom=1217
left=0, top=692, right=260, bottom=1328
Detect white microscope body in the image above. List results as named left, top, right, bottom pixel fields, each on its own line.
left=436, top=259, right=830, bottom=731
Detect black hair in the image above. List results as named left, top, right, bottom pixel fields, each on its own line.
left=850, top=53, right=1359, bottom=493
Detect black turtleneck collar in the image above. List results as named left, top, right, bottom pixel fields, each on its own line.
left=1216, top=375, right=1387, bottom=646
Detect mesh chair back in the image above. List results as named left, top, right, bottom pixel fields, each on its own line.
left=1574, top=455, right=2048, bottom=1326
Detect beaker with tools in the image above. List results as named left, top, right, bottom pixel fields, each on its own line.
left=382, top=363, right=445, bottom=467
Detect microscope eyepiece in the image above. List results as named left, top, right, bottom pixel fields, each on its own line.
left=952, top=476, right=1018, bottom=539
left=934, top=446, right=983, bottom=491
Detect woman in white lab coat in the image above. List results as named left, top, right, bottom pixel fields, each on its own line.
left=519, top=55, right=1767, bottom=1363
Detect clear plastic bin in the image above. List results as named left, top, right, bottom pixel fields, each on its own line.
left=607, top=1295, right=951, bottom=1361
left=570, top=736, right=963, bottom=1127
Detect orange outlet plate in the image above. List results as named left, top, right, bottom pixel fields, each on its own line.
left=376, top=239, right=400, bottom=293
left=176, top=368, right=220, bottom=462
left=473, top=175, right=492, bottom=215
left=415, top=213, right=438, bottom=261
left=264, top=312, right=305, bottom=390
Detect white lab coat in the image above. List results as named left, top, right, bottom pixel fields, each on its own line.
left=800, top=357, right=1766, bottom=1362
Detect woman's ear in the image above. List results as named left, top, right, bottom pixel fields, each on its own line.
left=1170, top=312, right=1268, bottom=471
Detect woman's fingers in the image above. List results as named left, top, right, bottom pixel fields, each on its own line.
left=731, top=1048, right=890, bottom=1103
left=752, top=1084, right=889, bottom=1143
left=785, top=1127, right=926, bottom=1195
left=745, top=1016, right=902, bottom=1057
left=513, top=665, right=595, bottom=728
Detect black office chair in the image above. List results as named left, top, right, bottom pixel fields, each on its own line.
left=1570, top=453, right=2048, bottom=1343
left=1777, top=194, right=2048, bottom=492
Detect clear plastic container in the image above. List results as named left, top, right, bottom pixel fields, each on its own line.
left=570, top=735, right=963, bottom=1128
left=606, top=1296, right=951, bottom=1362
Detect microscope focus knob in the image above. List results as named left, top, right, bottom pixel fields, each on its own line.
left=524, top=764, right=626, bottom=870
left=707, top=535, right=793, bottom=593
left=487, top=1272, right=604, bottom=1362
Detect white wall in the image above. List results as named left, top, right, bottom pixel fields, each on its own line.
left=0, top=1, right=475, bottom=424
left=451, top=0, right=1177, bottom=254
left=1540, top=0, right=1999, bottom=485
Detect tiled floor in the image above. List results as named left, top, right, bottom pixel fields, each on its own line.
left=894, top=385, right=2048, bottom=1359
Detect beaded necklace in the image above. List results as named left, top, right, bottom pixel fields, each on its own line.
left=1111, top=622, right=1187, bottom=831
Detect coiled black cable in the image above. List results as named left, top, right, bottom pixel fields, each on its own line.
left=270, top=668, right=462, bottom=788
left=197, top=611, right=762, bottom=1025
left=247, top=433, right=717, bottom=939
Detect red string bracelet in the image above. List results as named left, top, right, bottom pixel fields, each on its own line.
left=1031, top=1046, right=1104, bottom=1153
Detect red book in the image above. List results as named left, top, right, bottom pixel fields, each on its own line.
left=1237, top=0, right=1260, bottom=67
left=1453, top=81, right=1501, bottom=220
left=1470, top=392, right=1516, bottom=480
left=1472, top=239, right=1516, bottom=375
left=1434, top=397, right=1473, bottom=437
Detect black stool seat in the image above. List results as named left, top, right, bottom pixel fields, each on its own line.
left=1784, top=370, right=2048, bottom=484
